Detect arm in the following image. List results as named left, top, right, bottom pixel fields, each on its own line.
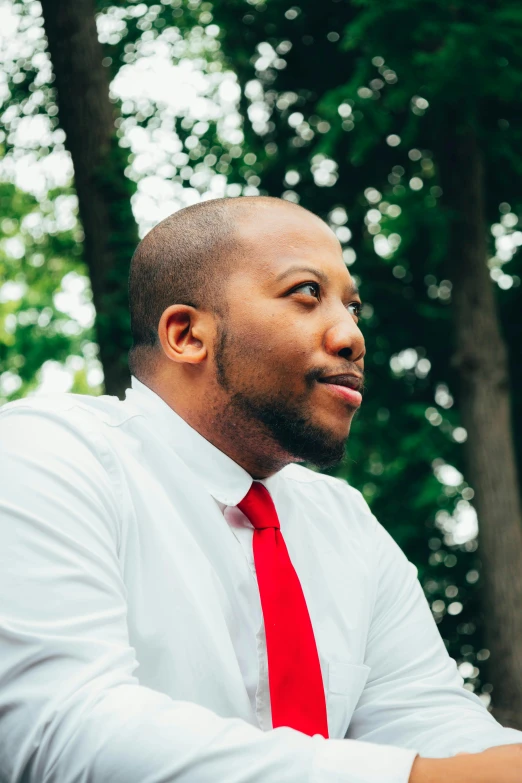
left=409, top=746, right=522, bottom=783
left=346, top=509, right=522, bottom=755
left=0, top=404, right=417, bottom=783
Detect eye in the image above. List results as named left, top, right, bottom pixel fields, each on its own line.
left=347, top=301, right=362, bottom=318
left=292, top=281, right=320, bottom=298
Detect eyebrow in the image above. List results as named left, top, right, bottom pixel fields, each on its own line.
left=274, top=265, right=360, bottom=297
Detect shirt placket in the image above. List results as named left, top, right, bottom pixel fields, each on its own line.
left=223, top=505, right=272, bottom=732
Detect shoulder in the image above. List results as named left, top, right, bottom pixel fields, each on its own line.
left=0, top=392, right=138, bottom=517
left=278, top=463, right=375, bottom=527
left=279, top=462, right=364, bottom=498
left=279, top=465, right=416, bottom=579
left=0, top=392, right=139, bottom=474
left=0, top=391, right=138, bottom=439
left=0, top=394, right=132, bottom=549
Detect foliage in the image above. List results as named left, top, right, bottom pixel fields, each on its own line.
left=0, top=182, right=102, bottom=400
left=0, top=1, right=102, bottom=398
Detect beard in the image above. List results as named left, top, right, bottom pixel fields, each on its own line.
left=213, top=322, right=349, bottom=470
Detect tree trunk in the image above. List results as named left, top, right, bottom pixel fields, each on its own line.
left=440, top=126, right=522, bottom=729
left=40, top=0, right=138, bottom=398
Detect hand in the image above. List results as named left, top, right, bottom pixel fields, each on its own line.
left=409, top=744, right=522, bottom=783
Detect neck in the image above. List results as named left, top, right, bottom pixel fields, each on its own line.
left=141, top=375, right=298, bottom=479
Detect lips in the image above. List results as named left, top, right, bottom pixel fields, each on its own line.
left=317, top=373, right=363, bottom=391
left=317, top=373, right=364, bottom=408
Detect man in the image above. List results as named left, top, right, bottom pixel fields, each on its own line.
left=0, top=196, right=521, bottom=783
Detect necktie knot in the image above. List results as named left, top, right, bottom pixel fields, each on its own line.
left=237, top=481, right=280, bottom=531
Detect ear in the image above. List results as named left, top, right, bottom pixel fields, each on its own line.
left=157, top=304, right=209, bottom=366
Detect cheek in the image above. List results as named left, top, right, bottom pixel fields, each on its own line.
left=253, top=322, right=308, bottom=367
left=226, top=303, right=316, bottom=377
left=230, top=308, right=281, bottom=353
left=227, top=322, right=300, bottom=382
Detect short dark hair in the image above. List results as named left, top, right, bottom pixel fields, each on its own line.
left=128, top=197, right=243, bottom=379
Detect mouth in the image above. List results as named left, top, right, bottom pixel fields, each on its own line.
left=316, top=374, right=363, bottom=408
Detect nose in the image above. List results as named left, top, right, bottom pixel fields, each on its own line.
left=324, top=306, right=366, bottom=364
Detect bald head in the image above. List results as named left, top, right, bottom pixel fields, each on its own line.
left=128, top=196, right=321, bottom=379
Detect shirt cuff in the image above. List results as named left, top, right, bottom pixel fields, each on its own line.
left=311, top=737, right=419, bottom=783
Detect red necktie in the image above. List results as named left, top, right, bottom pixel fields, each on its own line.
left=237, top=481, right=329, bottom=737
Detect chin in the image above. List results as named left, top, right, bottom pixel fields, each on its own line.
left=308, top=451, right=346, bottom=471
left=298, top=434, right=348, bottom=469
left=320, top=416, right=353, bottom=442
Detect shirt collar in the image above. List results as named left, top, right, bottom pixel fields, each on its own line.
left=125, top=377, right=278, bottom=508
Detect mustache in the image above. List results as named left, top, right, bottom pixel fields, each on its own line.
left=305, top=365, right=365, bottom=393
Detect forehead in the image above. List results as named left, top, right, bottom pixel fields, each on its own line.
left=231, top=204, right=353, bottom=287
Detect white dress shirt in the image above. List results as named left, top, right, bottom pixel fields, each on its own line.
left=0, top=376, right=520, bottom=783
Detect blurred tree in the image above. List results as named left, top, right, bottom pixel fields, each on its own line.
left=39, top=0, right=138, bottom=397
left=208, top=0, right=522, bottom=727
left=0, top=0, right=105, bottom=400
left=0, top=0, right=246, bottom=397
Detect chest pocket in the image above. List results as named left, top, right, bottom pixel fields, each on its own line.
left=326, top=660, right=371, bottom=738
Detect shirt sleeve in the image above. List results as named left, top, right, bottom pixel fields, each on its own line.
left=0, top=404, right=417, bottom=783
left=346, top=511, right=522, bottom=755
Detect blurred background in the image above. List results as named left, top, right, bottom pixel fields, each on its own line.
left=1, top=0, right=522, bottom=729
